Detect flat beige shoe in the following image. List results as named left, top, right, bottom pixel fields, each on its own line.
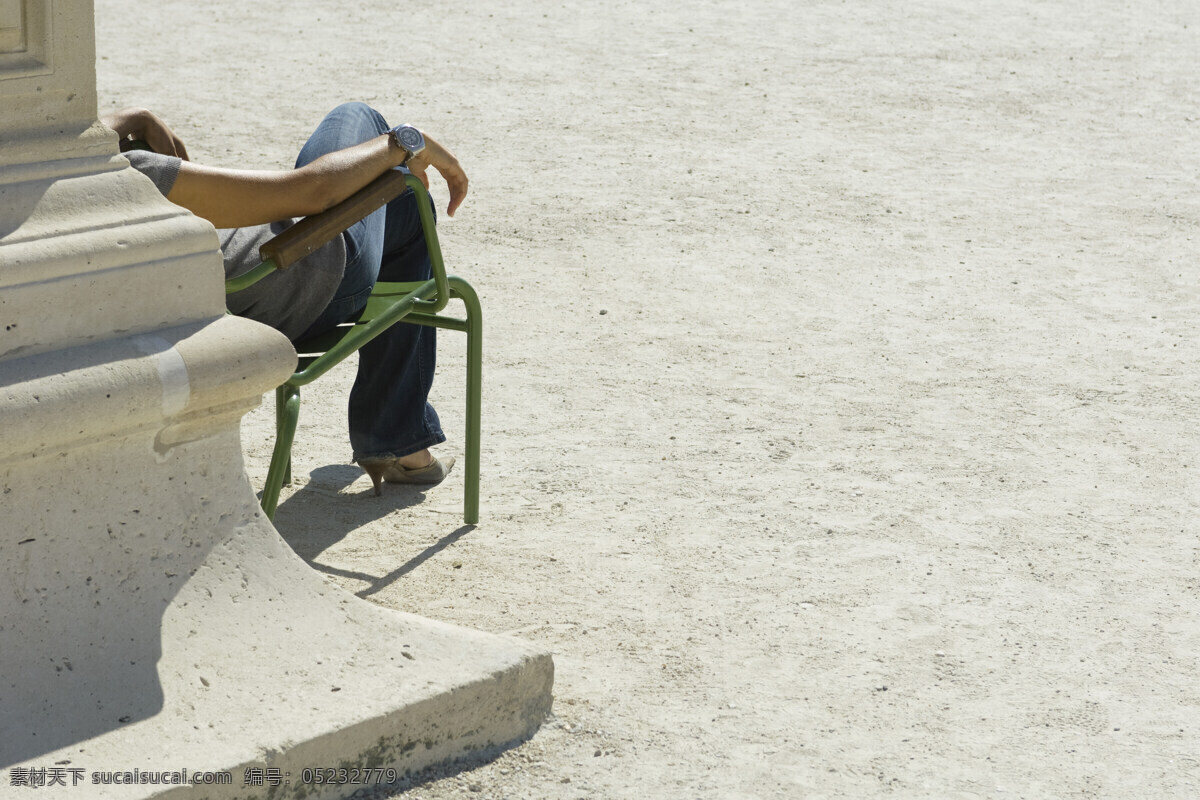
left=359, top=456, right=455, bottom=495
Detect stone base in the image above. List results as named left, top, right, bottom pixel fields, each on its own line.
left=0, top=318, right=553, bottom=798
left=31, top=502, right=552, bottom=799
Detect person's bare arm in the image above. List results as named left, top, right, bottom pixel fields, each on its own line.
left=101, top=107, right=468, bottom=228
left=168, top=135, right=396, bottom=227
left=171, top=131, right=467, bottom=228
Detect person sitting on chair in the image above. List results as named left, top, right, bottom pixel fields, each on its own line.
left=101, top=102, right=468, bottom=490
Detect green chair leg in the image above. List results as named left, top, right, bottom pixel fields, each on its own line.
left=453, top=278, right=483, bottom=525
left=262, top=384, right=300, bottom=520
left=275, top=384, right=293, bottom=487
left=406, top=279, right=483, bottom=525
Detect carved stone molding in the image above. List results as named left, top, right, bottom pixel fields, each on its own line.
left=0, top=0, right=51, bottom=77
left=0, top=0, right=100, bottom=168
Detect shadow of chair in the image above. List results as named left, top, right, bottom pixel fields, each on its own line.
left=270, top=463, right=475, bottom=598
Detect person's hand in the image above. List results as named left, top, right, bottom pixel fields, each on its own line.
left=405, top=133, right=468, bottom=217
left=100, top=107, right=190, bottom=160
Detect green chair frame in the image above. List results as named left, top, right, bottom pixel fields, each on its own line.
left=226, top=170, right=480, bottom=524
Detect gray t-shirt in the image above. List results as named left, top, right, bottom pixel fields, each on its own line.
left=122, top=149, right=346, bottom=341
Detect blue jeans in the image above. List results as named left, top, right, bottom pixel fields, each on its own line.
left=293, top=102, right=445, bottom=461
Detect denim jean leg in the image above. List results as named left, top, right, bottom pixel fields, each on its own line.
left=294, top=213, right=383, bottom=341
left=292, top=103, right=391, bottom=340
left=295, top=102, right=389, bottom=169
left=348, top=185, right=445, bottom=460
left=287, top=102, right=445, bottom=459
left=349, top=325, right=444, bottom=460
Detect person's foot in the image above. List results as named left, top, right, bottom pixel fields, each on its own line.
left=358, top=452, right=455, bottom=495
left=395, top=448, right=435, bottom=470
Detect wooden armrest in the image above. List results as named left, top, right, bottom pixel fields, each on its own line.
left=259, top=169, right=412, bottom=270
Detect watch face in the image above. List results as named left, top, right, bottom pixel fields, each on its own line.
left=397, top=126, right=423, bottom=151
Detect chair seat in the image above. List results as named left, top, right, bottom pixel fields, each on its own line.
left=293, top=281, right=428, bottom=358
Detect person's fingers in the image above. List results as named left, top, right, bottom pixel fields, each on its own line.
left=144, top=127, right=174, bottom=157
left=410, top=133, right=468, bottom=215
left=444, top=173, right=468, bottom=217
left=149, top=131, right=176, bottom=157
left=410, top=162, right=432, bottom=191
left=140, top=112, right=187, bottom=159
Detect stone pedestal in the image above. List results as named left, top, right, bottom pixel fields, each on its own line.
left=0, top=3, right=552, bottom=795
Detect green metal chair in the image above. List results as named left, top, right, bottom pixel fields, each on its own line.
left=226, top=169, right=481, bottom=524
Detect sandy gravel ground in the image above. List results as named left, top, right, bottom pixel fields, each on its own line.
left=96, top=1, right=1200, bottom=797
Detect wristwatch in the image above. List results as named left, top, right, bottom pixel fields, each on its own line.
left=389, top=124, right=425, bottom=166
